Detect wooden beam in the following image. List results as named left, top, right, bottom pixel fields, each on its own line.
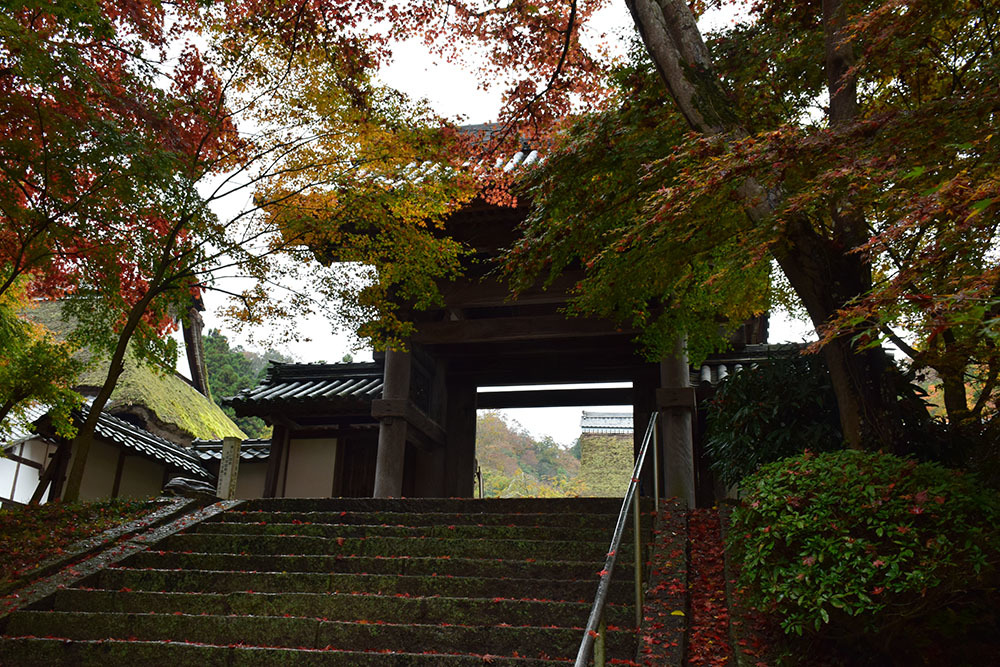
left=660, top=337, right=695, bottom=508
left=476, top=387, right=634, bottom=409
left=281, top=425, right=379, bottom=439
left=4, top=451, right=43, bottom=470
left=49, top=440, right=71, bottom=502
left=281, top=417, right=377, bottom=432
left=412, top=314, right=634, bottom=345
left=448, top=357, right=653, bottom=386
left=234, top=402, right=372, bottom=421
left=29, top=442, right=67, bottom=505
left=443, top=375, right=476, bottom=498
left=633, top=376, right=657, bottom=495
left=436, top=272, right=585, bottom=309
left=111, top=449, right=126, bottom=498
left=371, top=398, right=446, bottom=449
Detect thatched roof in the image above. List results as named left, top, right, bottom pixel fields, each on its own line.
left=22, top=301, right=245, bottom=444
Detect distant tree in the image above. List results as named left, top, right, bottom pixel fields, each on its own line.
left=475, top=411, right=579, bottom=496
left=568, top=437, right=582, bottom=461
left=202, top=329, right=293, bottom=439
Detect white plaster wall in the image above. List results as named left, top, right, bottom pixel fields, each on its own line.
left=73, top=440, right=118, bottom=500
left=282, top=438, right=337, bottom=498
left=2, top=438, right=56, bottom=503
left=11, top=463, right=41, bottom=504
left=0, top=456, right=18, bottom=501
left=22, top=440, right=55, bottom=466
left=235, top=462, right=267, bottom=499
left=118, top=456, right=164, bottom=498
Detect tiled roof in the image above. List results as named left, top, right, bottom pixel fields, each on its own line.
left=191, top=439, right=271, bottom=461
left=1, top=403, right=50, bottom=446
left=581, top=411, right=633, bottom=435
left=79, top=406, right=213, bottom=480
left=226, top=361, right=383, bottom=414
left=691, top=343, right=806, bottom=386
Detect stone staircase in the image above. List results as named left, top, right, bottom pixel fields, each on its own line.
left=0, top=497, right=650, bottom=665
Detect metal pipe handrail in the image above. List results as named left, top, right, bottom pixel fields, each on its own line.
left=574, top=412, right=659, bottom=667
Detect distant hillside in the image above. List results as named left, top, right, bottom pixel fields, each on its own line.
left=476, top=411, right=581, bottom=497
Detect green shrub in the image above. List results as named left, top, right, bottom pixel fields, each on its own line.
left=729, top=450, right=1000, bottom=646
left=704, top=353, right=843, bottom=488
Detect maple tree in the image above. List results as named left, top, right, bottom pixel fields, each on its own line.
left=2, top=0, right=474, bottom=500
left=245, top=0, right=998, bottom=455
left=1, top=0, right=239, bottom=499
left=461, top=0, right=999, bottom=454
left=4, top=0, right=995, bottom=493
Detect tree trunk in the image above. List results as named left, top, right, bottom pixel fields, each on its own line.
left=61, top=291, right=159, bottom=501
left=626, top=0, right=910, bottom=450
left=60, top=341, right=128, bottom=501
left=772, top=222, right=907, bottom=450
left=60, top=206, right=187, bottom=501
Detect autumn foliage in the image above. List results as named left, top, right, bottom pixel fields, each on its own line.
left=686, top=509, right=734, bottom=665
left=0, top=498, right=154, bottom=591
left=497, top=0, right=1000, bottom=456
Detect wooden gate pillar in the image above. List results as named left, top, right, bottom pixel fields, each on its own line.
left=443, top=375, right=476, bottom=498
left=658, top=336, right=696, bottom=508
left=413, top=358, right=448, bottom=496
left=373, top=349, right=411, bottom=497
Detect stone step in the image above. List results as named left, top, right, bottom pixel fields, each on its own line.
left=117, top=551, right=636, bottom=581
left=4, top=611, right=637, bottom=658
left=46, top=589, right=637, bottom=628
left=89, top=568, right=632, bottom=603
left=0, top=637, right=570, bottom=666
left=156, top=533, right=635, bottom=561
left=239, top=497, right=642, bottom=516
left=191, top=520, right=623, bottom=543
left=0, top=498, right=649, bottom=664
left=210, top=509, right=651, bottom=531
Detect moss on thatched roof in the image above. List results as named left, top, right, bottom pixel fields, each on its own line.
left=25, top=301, right=245, bottom=442
left=78, top=357, right=245, bottom=441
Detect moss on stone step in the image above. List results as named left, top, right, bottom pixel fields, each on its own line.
left=193, top=521, right=621, bottom=544
left=93, top=568, right=633, bottom=603
left=209, top=509, right=652, bottom=532
left=1, top=497, right=654, bottom=665
left=158, top=533, right=634, bottom=562
left=118, top=552, right=634, bottom=582
left=5, top=610, right=317, bottom=649
left=240, top=497, right=649, bottom=516
left=4, top=611, right=636, bottom=657
left=50, top=589, right=636, bottom=627
left=0, top=637, right=564, bottom=666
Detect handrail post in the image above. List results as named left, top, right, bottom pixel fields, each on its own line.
left=632, top=489, right=643, bottom=628
left=574, top=412, right=659, bottom=667
left=595, top=613, right=606, bottom=667
left=652, top=413, right=660, bottom=510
